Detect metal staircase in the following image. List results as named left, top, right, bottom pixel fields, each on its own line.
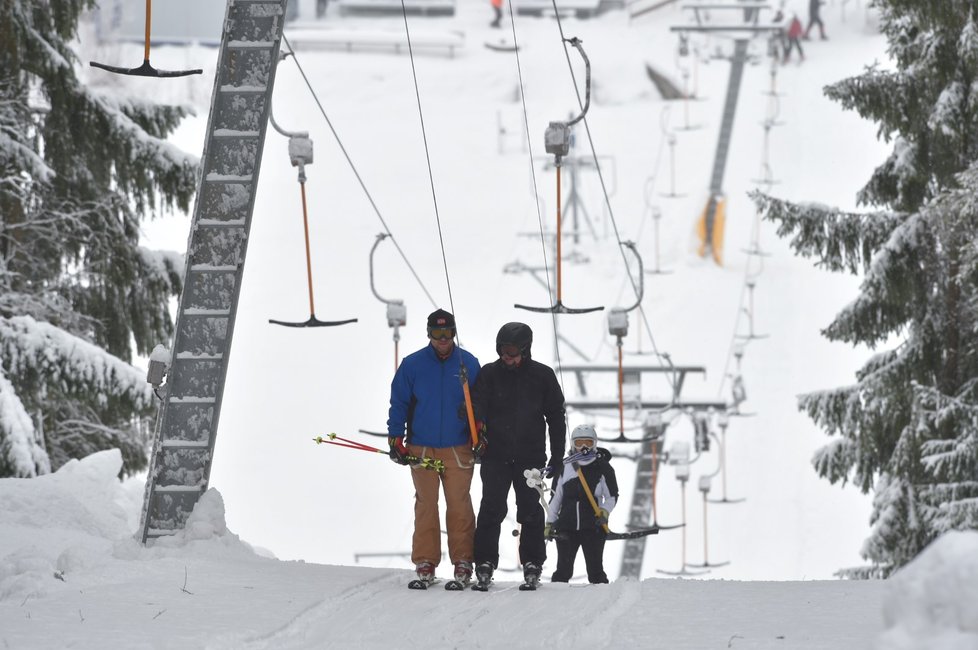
left=139, top=0, right=288, bottom=542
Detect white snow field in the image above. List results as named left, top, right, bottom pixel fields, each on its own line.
left=4, top=0, right=978, bottom=648
left=1, top=450, right=976, bottom=649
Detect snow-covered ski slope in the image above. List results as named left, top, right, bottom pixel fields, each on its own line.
left=89, top=0, right=888, bottom=581
left=3, top=450, right=978, bottom=649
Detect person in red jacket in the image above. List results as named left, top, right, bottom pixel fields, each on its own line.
left=784, top=13, right=805, bottom=64
left=490, top=0, right=503, bottom=28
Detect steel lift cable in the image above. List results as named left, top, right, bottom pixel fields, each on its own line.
left=502, top=1, right=568, bottom=393
left=548, top=1, right=678, bottom=397
left=397, top=0, right=480, bottom=447
left=279, top=39, right=438, bottom=310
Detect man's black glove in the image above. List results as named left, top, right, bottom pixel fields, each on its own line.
left=544, top=457, right=561, bottom=478
left=388, top=437, right=410, bottom=465
left=472, top=422, right=488, bottom=460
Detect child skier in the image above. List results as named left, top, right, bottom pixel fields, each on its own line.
left=545, top=424, right=618, bottom=584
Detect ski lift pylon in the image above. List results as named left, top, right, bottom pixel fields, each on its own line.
left=90, top=0, right=203, bottom=78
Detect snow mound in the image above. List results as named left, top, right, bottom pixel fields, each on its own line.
left=0, top=449, right=130, bottom=540
left=0, top=450, right=131, bottom=601
left=876, top=530, right=978, bottom=650
left=138, top=488, right=259, bottom=560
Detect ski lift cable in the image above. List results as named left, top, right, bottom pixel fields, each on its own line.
left=398, top=0, right=480, bottom=450
left=279, top=38, right=438, bottom=310
left=397, top=1, right=457, bottom=326
left=505, top=1, right=567, bottom=394
left=548, top=3, right=677, bottom=395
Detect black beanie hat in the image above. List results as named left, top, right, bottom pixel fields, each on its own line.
left=426, top=309, right=456, bottom=330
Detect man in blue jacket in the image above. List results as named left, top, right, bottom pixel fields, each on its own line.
left=387, top=309, right=481, bottom=585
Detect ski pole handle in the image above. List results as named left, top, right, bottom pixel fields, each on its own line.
left=406, top=455, right=445, bottom=474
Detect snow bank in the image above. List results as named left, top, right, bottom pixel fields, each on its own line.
left=876, top=530, right=978, bottom=650
left=0, top=450, right=132, bottom=601
left=0, top=450, right=258, bottom=603
left=143, top=488, right=259, bottom=558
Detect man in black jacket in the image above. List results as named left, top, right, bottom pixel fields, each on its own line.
left=471, top=322, right=566, bottom=587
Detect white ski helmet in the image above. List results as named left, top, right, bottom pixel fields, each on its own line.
left=570, top=424, right=597, bottom=447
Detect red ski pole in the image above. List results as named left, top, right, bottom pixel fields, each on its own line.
left=313, top=435, right=445, bottom=473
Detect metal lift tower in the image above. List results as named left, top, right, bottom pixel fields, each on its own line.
left=139, top=0, right=289, bottom=542
left=671, top=3, right=782, bottom=264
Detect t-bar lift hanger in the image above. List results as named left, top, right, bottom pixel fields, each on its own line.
left=268, top=70, right=356, bottom=329
left=515, top=37, right=603, bottom=315
left=90, top=0, right=203, bottom=77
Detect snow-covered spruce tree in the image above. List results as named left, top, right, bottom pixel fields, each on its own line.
left=753, top=3, right=978, bottom=577
left=0, top=1, right=196, bottom=477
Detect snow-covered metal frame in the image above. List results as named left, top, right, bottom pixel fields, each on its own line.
left=139, top=0, right=289, bottom=543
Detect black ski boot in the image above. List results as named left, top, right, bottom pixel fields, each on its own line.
left=471, top=562, right=494, bottom=592
left=519, top=562, right=541, bottom=591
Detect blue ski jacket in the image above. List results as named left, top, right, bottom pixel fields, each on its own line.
left=387, top=344, right=481, bottom=448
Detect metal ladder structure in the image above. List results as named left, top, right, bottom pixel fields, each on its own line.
left=619, top=434, right=665, bottom=579
left=708, top=38, right=749, bottom=198
left=670, top=4, right=782, bottom=263
left=139, top=0, right=288, bottom=542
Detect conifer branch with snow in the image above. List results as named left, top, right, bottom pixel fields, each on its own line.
left=753, top=1, right=978, bottom=577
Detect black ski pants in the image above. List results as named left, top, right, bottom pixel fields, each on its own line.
left=474, top=459, right=546, bottom=569
left=551, top=528, right=608, bottom=584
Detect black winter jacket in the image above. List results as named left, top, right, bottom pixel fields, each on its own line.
left=471, top=356, right=566, bottom=466
left=551, top=449, right=619, bottom=531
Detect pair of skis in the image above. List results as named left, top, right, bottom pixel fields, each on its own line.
left=407, top=576, right=473, bottom=590
left=409, top=572, right=536, bottom=591
left=471, top=575, right=538, bottom=591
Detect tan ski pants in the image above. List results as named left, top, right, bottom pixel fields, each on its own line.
left=408, top=443, right=475, bottom=567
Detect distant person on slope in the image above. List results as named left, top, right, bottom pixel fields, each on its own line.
left=490, top=0, right=503, bottom=28
left=387, top=309, right=481, bottom=586
left=804, top=0, right=827, bottom=40
left=470, top=322, right=567, bottom=589
left=547, top=424, right=619, bottom=584
left=784, top=13, right=805, bottom=63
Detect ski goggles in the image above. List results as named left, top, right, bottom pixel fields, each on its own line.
left=428, top=327, right=455, bottom=341
left=499, top=344, right=523, bottom=358
left=573, top=438, right=595, bottom=449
